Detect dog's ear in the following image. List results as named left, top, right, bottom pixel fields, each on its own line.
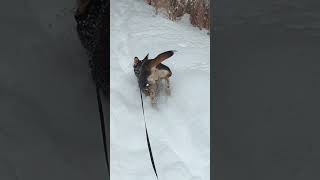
left=147, top=50, right=174, bottom=69
left=143, top=53, right=149, bottom=60
left=133, top=57, right=139, bottom=65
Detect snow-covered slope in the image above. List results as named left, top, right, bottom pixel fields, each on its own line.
left=110, top=0, right=210, bottom=180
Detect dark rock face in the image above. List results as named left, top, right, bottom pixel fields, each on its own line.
left=74, top=0, right=108, bottom=97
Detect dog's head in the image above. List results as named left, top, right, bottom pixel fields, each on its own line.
left=133, top=54, right=148, bottom=66
left=133, top=54, right=151, bottom=94
left=133, top=54, right=149, bottom=78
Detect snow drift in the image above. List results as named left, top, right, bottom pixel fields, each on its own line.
left=110, top=0, right=210, bottom=180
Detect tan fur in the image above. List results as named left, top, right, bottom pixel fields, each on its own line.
left=147, top=51, right=174, bottom=70
left=147, top=68, right=171, bottom=104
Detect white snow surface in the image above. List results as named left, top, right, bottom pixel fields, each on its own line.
left=110, top=0, right=210, bottom=180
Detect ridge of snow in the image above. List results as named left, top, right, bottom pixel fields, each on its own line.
left=111, top=0, right=210, bottom=179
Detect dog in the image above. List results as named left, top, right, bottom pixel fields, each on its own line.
left=133, top=50, right=174, bottom=104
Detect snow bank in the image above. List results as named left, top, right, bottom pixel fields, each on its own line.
left=110, top=0, right=210, bottom=179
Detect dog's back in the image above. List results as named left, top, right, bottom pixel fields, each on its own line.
left=133, top=51, right=174, bottom=94
left=134, top=60, right=171, bottom=78
left=156, top=63, right=172, bottom=77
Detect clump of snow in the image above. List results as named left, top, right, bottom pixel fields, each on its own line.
left=110, top=0, right=210, bottom=179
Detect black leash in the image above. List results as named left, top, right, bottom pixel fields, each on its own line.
left=139, top=88, right=159, bottom=179
left=96, top=84, right=110, bottom=175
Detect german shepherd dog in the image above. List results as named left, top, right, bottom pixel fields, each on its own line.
left=133, top=51, right=174, bottom=104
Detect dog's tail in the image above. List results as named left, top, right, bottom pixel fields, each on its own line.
left=148, top=50, right=175, bottom=69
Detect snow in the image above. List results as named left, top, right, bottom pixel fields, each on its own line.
left=110, top=0, right=210, bottom=180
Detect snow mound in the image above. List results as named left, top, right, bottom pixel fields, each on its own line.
left=110, top=0, right=210, bottom=179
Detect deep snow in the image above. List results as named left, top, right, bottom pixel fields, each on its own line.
left=110, top=0, right=210, bottom=180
